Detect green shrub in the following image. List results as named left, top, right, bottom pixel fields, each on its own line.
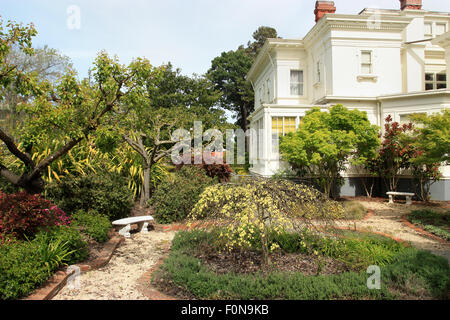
left=407, top=210, right=450, bottom=241
left=72, top=210, right=112, bottom=243
left=150, top=166, right=216, bottom=224
left=34, top=226, right=89, bottom=266
left=46, top=170, right=134, bottom=221
left=0, top=226, right=89, bottom=300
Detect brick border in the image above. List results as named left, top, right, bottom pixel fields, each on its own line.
left=23, top=233, right=124, bottom=300
left=400, top=214, right=450, bottom=246
left=136, top=255, right=178, bottom=300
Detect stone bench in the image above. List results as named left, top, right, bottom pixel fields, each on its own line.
left=386, top=192, right=415, bottom=205
left=112, top=216, right=154, bottom=238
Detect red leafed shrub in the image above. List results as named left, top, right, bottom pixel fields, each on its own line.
left=0, top=192, right=71, bottom=240
left=176, top=152, right=233, bottom=183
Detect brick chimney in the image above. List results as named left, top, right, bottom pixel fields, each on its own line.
left=399, top=0, right=422, bottom=10
left=314, top=1, right=336, bottom=23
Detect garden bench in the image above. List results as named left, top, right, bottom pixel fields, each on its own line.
left=386, top=192, right=415, bottom=205
left=112, top=216, right=154, bottom=238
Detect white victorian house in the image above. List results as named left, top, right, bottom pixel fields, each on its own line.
left=247, top=0, right=450, bottom=201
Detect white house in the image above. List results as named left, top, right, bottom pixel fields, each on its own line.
left=247, top=0, right=450, bottom=201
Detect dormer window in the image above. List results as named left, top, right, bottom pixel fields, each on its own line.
left=316, top=62, right=321, bottom=83
left=436, top=23, right=447, bottom=36
left=425, top=73, right=447, bottom=90
left=290, top=70, right=304, bottom=96
left=361, top=51, right=373, bottom=75
left=425, top=23, right=432, bottom=37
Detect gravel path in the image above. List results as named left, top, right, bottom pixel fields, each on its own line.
left=53, top=201, right=449, bottom=300
left=53, top=231, right=175, bottom=300
left=336, top=201, right=450, bottom=262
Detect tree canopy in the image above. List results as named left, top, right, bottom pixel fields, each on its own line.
left=279, top=105, right=379, bottom=197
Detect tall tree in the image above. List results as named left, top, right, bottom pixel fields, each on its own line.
left=119, top=63, right=229, bottom=205
left=0, top=45, right=72, bottom=130
left=245, top=26, right=279, bottom=58
left=208, top=26, right=280, bottom=144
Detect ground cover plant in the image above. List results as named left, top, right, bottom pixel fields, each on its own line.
left=407, top=209, right=450, bottom=241
left=152, top=229, right=450, bottom=300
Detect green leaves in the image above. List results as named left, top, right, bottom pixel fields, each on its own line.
left=280, top=105, right=379, bottom=197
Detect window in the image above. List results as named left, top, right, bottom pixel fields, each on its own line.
left=436, top=23, right=447, bottom=36
left=361, top=51, right=373, bottom=74
left=316, top=62, right=321, bottom=83
left=272, top=117, right=297, bottom=155
left=290, top=70, right=304, bottom=96
left=266, top=79, right=271, bottom=101
left=425, top=22, right=432, bottom=36
left=425, top=73, right=447, bottom=90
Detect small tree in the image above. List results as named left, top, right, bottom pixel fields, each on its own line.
left=408, top=110, right=449, bottom=201
left=280, top=105, right=379, bottom=198
left=377, top=115, right=416, bottom=193
left=189, top=178, right=344, bottom=267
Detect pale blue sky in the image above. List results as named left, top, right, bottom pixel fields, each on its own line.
left=1, top=0, right=450, bottom=79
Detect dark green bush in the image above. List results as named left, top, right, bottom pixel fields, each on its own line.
left=72, top=210, right=112, bottom=243
left=0, top=226, right=89, bottom=300
left=149, top=166, right=216, bottom=224
left=46, top=170, right=134, bottom=221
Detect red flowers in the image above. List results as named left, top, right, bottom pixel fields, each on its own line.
left=0, top=192, right=71, bottom=241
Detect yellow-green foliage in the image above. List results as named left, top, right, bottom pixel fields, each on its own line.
left=189, top=178, right=344, bottom=265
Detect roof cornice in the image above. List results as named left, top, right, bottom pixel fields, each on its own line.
left=246, top=39, right=304, bottom=82
left=304, top=14, right=412, bottom=46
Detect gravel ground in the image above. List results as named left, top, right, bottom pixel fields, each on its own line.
left=53, top=230, right=175, bottom=300
left=52, top=201, right=449, bottom=300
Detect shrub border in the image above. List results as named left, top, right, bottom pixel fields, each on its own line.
left=141, top=218, right=411, bottom=301
left=23, top=231, right=124, bottom=300
left=400, top=214, right=450, bottom=246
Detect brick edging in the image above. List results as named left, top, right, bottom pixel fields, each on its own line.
left=400, top=214, right=450, bottom=246
left=23, top=234, right=124, bottom=300
left=136, top=255, right=178, bottom=300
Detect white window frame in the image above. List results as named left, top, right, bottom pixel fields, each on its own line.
left=425, top=72, right=447, bottom=91
left=424, top=22, right=433, bottom=37
left=436, top=22, right=447, bottom=36
left=360, top=50, right=373, bottom=75
left=290, top=70, right=304, bottom=96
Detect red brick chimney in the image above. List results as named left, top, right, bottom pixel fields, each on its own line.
left=314, top=1, right=336, bottom=23
left=399, top=0, right=422, bottom=10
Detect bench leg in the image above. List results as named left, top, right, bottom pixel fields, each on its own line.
left=118, top=224, right=131, bottom=238
left=138, top=222, right=149, bottom=234
left=388, top=195, right=394, bottom=204
left=406, top=196, right=412, bottom=205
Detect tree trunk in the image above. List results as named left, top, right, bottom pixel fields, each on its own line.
left=140, top=164, right=151, bottom=206
left=19, top=175, right=45, bottom=195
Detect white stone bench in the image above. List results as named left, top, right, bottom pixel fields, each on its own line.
left=386, top=192, right=415, bottom=205
left=112, top=216, right=154, bottom=238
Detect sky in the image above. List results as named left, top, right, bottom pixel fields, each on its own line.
left=1, top=0, right=450, bottom=79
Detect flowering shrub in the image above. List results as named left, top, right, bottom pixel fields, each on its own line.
left=189, top=178, right=344, bottom=266
left=0, top=192, right=71, bottom=240
left=176, top=153, right=233, bottom=183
